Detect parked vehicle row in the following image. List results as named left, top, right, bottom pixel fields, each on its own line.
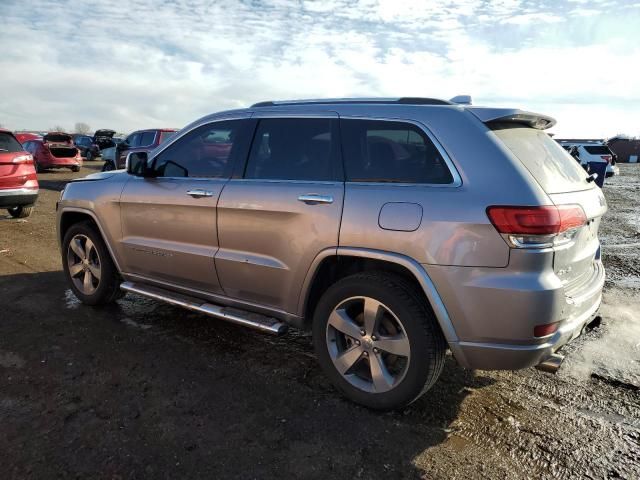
left=57, top=97, right=607, bottom=410
left=0, top=129, right=38, bottom=218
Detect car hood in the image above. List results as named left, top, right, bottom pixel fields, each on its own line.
left=94, top=129, right=116, bottom=138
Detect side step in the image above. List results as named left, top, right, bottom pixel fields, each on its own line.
left=120, top=281, right=288, bottom=335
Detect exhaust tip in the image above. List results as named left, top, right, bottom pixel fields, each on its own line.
left=536, top=353, right=565, bottom=374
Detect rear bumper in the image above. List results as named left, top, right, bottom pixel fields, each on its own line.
left=450, top=293, right=601, bottom=370
left=428, top=256, right=605, bottom=371
left=0, top=187, right=39, bottom=207
left=40, top=158, right=82, bottom=168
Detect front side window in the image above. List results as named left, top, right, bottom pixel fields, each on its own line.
left=152, top=120, right=246, bottom=178
left=341, top=119, right=454, bottom=184
left=139, top=131, right=156, bottom=147
left=244, top=118, right=337, bottom=181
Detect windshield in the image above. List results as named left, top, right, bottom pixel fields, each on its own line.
left=492, top=124, right=589, bottom=194
left=0, top=132, right=24, bottom=153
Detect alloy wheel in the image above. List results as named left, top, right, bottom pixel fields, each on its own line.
left=326, top=296, right=411, bottom=393
left=67, top=234, right=101, bottom=295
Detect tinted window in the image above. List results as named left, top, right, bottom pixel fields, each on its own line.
left=493, top=125, right=588, bottom=194
left=341, top=119, right=453, bottom=184
left=584, top=145, right=611, bottom=155
left=0, top=132, right=24, bottom=153
left=140, top=131, right=156, bottom=146
left=159, top=131, right=175, bottom=144
left=152, top=120, right=246, bottom=178
left=244, top=118, right=337, bottom=181
left=127, top=133, right=141, bottom=147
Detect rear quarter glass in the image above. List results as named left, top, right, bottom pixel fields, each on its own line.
left=491, top=124, right=588, bottom=194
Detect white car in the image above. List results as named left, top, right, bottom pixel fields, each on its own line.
left=558, top=141, right=619, bottom=177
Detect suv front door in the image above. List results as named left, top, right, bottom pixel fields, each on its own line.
left=118, top=117, right=253, bottom=294
left=216, top=114, right=344, bottom=313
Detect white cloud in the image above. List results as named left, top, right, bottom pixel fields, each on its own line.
left=0, top=0, right=638, bottom=138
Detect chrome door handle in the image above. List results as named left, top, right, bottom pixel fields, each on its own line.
left=297, top=194, right=334, bottom=205
left=187, top=189, right=214, bottom=198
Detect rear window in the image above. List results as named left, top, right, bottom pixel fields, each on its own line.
left=492, top=125, right=589, bottom=194
left=159, top=131, right=175, bottom=144
left=584, top=145, right=611, bottom=155
left=0, top=133, right=24, bottom=153
left=45, top=133, right=72, bottom=143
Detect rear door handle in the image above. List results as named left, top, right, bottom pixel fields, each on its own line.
left=298, top=194, right=334, bottom=205
left=187, top=189, right=214, bottom=198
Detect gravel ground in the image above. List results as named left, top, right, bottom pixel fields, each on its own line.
left=0, top=162, right=638, bottom=479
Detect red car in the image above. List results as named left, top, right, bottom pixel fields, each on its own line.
left=14, top=132, right=42, bottom=145
left=22, top=132, right=83, bottom=172
left=0, top=129, right=38, bottom=218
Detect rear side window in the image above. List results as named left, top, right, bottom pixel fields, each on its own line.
left=341, top=119, right=453, bottom=184
left=492, top=125, right=588, bottom=194
left=159, top=131, right=175, bottom=144
left=0, top=133, right=24, bottom=153
left=139, top=131, right=156, bottom=146
left=244, top=118, right=338, bottom=181
left=584, top=145, right=611, bottom=155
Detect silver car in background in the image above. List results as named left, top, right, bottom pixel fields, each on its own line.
left=57, top=97, right=606, bottom=409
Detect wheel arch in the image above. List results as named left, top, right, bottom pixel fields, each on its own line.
left=58, top=207, right=122, bottom=272
left=298, top=247, right=460, bottom=345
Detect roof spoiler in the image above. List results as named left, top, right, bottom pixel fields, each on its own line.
left=467, top=107, right=556, bottom=130
left=449, top=95, right=472, bottom=105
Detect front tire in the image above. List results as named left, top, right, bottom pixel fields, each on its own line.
left=312, top=272, right=446, bottom=410
left=86, top=150, right=94, bottom=161
left=62, top=222, right=121, bottom=305
left=7, top=205, right=34, bottom=218
left=71, top=166, right=81, bottom=172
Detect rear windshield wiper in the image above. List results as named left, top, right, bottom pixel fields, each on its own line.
left=586, top=173, right=598, bottom=183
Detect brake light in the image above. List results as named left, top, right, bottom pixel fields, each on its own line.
left=600, top=155, right=611, bottom=163
left=487, top=205, right=587, bottom=248
left=12, top=154, right=33, bottom=164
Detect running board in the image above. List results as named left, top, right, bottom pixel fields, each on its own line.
left=120, top=281, right=288, bottom=335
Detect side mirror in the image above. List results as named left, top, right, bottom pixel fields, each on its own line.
left=126, top=151, right=149, bottom=176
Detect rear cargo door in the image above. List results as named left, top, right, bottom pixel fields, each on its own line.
left=492, top=125, right=607, bottom=289
left=0, top=133, right=27, bottom=188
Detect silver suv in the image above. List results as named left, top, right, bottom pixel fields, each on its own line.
left=57, top=97, right=606, bottom=410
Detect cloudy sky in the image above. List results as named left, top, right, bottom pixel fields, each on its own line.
left=1, top=0, right=639, bottom=138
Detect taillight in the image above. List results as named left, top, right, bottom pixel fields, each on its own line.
left=487, top=205, right=587, bottom=248
left=600, top=155, right=611, bottom=163
left=12, top=154, right=33, bottom=164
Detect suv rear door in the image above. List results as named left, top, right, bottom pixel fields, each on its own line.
left=118, top=117, right=253, bottom=293
left=215, top=113, right=344, bottom=313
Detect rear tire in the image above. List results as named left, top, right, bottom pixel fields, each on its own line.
left=71, top=166, right=81, bottom=172
left=312, top=272, right=446, bottom=410
left=86, top=150, right=94, bottom=161
left=7, top=205, right=34, bottom=218
left=101, top=161, right=115, bottom=172
left=62, top=222, right=121, bottom=305
left=34, top=160, right=43, bottom=173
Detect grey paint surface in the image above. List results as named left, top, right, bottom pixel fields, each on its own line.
left=57, top=99, right=606, bottom=371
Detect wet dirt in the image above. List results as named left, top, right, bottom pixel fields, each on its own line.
left=0, top=163, right=639, bottom=479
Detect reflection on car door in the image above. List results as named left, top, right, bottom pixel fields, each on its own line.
left=215, top=114, right=344, bottom=313
left=118, top=117, right=253, bottom=294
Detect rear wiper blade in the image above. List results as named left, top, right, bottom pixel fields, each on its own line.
left=586, top=173, right=598, bottom=183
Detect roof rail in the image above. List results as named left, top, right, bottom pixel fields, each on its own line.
left=250, top=97, right=452, bottom=108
